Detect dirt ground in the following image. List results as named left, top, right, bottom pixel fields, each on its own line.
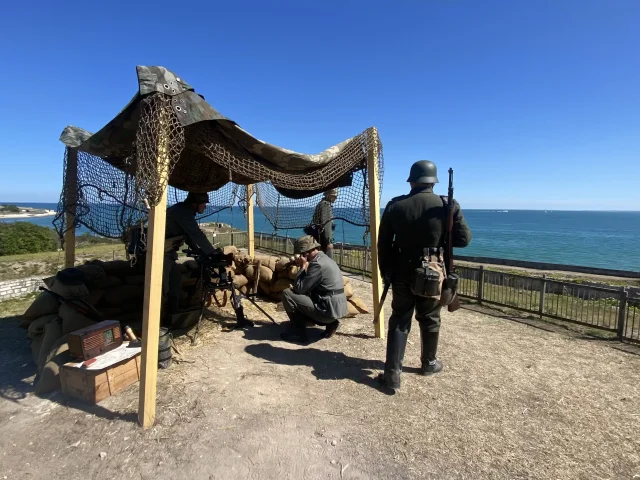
left=1, top=274, right=640, bottom=480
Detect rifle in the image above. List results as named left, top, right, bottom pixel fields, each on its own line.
left=442, top=168, right=461, bottom=312
left=373, top=275, right=391, bottom=324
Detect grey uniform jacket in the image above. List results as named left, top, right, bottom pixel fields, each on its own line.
left=165, top=202, right=216, bottom=260
left=293, top=252, right=348, bottom=320
left=312, top=199, right=333, bottom=246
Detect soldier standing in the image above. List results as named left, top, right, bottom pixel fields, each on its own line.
left=376, top=160, right=472, bottom=392
left=162, top=191, right=217, bottom=326
left=311, top=188, right=338, bottom=259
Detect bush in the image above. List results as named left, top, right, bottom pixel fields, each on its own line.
left=0, top=222, right=59, bottom=256
left=0, top=204, right=21, bottom=213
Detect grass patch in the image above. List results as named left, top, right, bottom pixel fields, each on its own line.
left=0, top=292, right=38, bottom=318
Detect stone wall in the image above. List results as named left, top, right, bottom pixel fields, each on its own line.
left=0, top=277, right=45, bottom=301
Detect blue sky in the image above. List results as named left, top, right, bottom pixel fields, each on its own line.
left=0, top=0, right=638, bottom=210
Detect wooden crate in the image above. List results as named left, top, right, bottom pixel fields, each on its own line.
left=60, top=354, right=141, bottom=404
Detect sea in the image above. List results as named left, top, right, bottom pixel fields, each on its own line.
left=2, top=202, right=639, bottom=272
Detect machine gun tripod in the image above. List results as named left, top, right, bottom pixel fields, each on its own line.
left=185, top=248, right=277, bottom=344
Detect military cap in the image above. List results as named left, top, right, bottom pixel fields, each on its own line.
left=185, top=191, right=210, bottom=204
left=295, top=235, right=322, bottom=254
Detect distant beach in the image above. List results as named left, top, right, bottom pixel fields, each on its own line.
left=0, top=209, right=56, bottom=219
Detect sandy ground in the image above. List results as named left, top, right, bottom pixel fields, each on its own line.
left=1, top=274, right=640, bottom=480
left=0, top=210, right=56, bottom=219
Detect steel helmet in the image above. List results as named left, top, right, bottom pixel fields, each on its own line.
left=406, top=160, right=439, bottom=184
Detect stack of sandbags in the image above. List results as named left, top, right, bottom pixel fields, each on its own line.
left=225, top=248, right=370, bottom=317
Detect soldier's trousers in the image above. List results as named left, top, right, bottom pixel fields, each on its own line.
left=383, top=276, right=442, bottom=382
left=162, top=251, right=182, bottom=317
left=282, top=288, right=336, bottom=327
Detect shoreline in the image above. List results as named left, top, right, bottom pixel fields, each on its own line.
left=0, top=210, right=56, bottom=219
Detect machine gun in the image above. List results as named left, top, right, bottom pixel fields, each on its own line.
left=185, top=247, right=277, bottom=344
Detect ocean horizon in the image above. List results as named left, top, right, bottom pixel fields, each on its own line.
left=2, top=202, right=639, bottom=272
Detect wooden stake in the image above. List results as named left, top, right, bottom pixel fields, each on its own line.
left=138, top=107, right=170, bottom=429
left=64, top=147, right=78, bottom=269
left=247, top=184, right=255, bottom=257
left=367, top=129, right=385, bottom=339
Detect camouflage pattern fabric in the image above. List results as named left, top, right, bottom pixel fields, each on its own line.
left=59, top=65, right=373, bottom=191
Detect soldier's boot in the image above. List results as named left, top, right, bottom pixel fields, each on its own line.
left=419, top=326, right=443, bottom=375
left=323, top=320, right=340, bottom=338
left=377, top=329, right=408, bottom=392
left=280, top=312, right=309, bottom=343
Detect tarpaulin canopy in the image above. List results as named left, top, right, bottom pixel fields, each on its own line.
left=59, top=66, right=380, bottom=199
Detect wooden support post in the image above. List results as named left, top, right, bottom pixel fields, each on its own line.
left=247, top=184, right=255, bottom=257
left=64, top=148, right=78, bottom=268
left=367, top=128, right=384, bottom=339
left=138, top=112, right=170, bottom=429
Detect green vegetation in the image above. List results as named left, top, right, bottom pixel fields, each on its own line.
left=0, top=222, right=59, bottom=256
left=0, top=292, right=38, bottom=319
left=0, top=204, right=21, bottom=213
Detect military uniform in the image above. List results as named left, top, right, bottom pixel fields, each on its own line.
left=281, top=235, right=348, bottom=342
left=311, top=189, right=338, bottom=259
left=162, top=193, right=216, bottom=324
left=377, top=160, right=472, bottom=390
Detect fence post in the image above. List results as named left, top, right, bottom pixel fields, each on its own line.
left=477, top=266, right=484, bottom=304
left=230, top=232, right=235, bottom=247
left=260, top=232, right=263, bottom=249
left=538, top=274, right=547, bottom=318
left=339, top=244, right=344, bottom=268
left=617, top=287, right=628, bottom=340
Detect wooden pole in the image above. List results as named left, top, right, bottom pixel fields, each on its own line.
left=247, top=184, right=255, bottom=257
left=64, top=147, right=78, bottom=269
left=367, top=128, right=384, bottom=339
left=138, top=107, right=170, bottom=429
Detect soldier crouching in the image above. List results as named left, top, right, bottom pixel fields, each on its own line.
left=280, top=235, right=348, bottom=343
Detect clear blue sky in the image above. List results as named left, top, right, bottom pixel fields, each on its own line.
left=0, top=0, right=638, bottom=210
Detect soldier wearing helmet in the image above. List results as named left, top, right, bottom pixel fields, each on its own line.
left=162, top=191, right=217, bottom=326
left=280, top=234, right=348, bottom=342
left=310, top=188, right=339, bottom=259
left=376, top=160, right=472, bottom=392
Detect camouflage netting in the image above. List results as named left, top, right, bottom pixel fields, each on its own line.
left=54, top=65, right=383, bottom=242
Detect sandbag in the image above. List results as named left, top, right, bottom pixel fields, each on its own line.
left=239, top=286, right=248, bottom=295
left=275, top=257, right=292, bottom=271
left=342, top=276, right=351, bottom=285
left=104, top=285, right=145, bottom=306
left=258, top=280, right=272, bottom=296
left=99, top=275, right=122, bottom=289
left=233, top=274, right=249, bottom=288
left=86, top=289, right=105, bottom=306
left=27, top=314, right=60, bottom=339
left=180, top=259, right=199, bottom=271
left=244, top=265, right=257, bottom=281
left=75, top=264, right=106, bottom=288
left=34, top=342, right=72, bottom=395
left=30, top=335, right=43, bottom=364
left=223, top=245, right=238, bottom=255
left=349, top=297, right=370, bottom=314
left=125, top=275, right=146, bottom=286
left=258, top=265, right=273, bottom=283
left=100, top=307, right=123, bottom=318
left=254, top=255, right=279, bottom=271
left=286, top=266, right=299, bottom=280
left=59, top=302, right=97, bottom=335
left=344, top=283, right=354, bottom=298
left=37, top=318, right=64, bottom=373
left=344, top=302, right=359, bottom=318
left=22, top=291, right=59, bottom=322
left=43, top=275, right=89, bottom=299
left=100, top=260, right=136, bottom=276
left=271, top=278, right=293, bottom=294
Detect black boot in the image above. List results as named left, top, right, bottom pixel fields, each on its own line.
left=323, top=320, right=340, bottom=338
left=419, top=327, right=443, bottom=375
left=280, top=312, right=309, bottom=343
left=377, top=328, right=409, bottom=391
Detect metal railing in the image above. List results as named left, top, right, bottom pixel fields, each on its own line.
left=241, top=231, right=640, bottom=344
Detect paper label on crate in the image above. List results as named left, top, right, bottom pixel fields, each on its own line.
left=66, top=341, right=142, bottom=371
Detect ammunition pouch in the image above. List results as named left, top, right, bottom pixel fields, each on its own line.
left=439, top=272, right=459, bottom=306
left=410, top=250, right=446, bottom=300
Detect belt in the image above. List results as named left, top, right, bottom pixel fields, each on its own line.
left=316, top=288, right=344, bottom=296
